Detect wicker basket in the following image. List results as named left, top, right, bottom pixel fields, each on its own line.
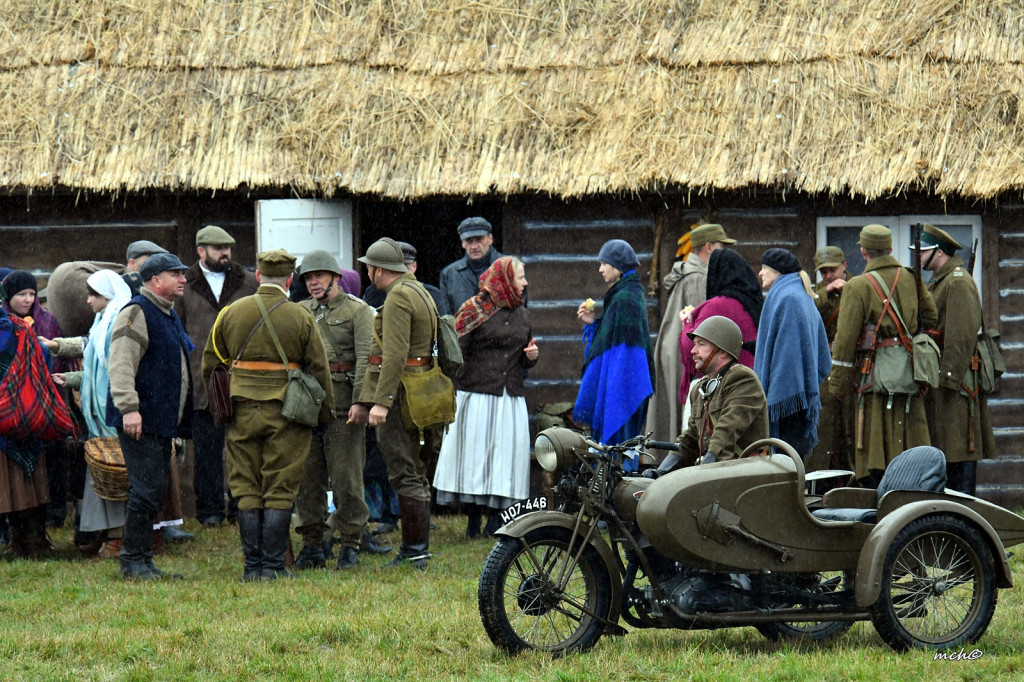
left=84, top=437, right=129, bottom=501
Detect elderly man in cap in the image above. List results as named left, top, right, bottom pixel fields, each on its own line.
left=202, top=249, right=332, bottom=581
left=124, top=240, right=170, bottom=295
left=647, top=222, right=735, bottom=444
left=912, top=224, right=996, bottom=495
left=175, top=225, right=258, bottom=527
left=358, top=238, right=439, bottom=569
left=107, top=252, right=194, bottom=580
left=438, top=217, right=504, bottom=316
left=828, top=225, right=938, bottom=488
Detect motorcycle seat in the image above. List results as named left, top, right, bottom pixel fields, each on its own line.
left=812, top=446, right=947, bottom=523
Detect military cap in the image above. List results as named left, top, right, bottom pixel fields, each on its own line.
left=397, top=241, right=417, bottom=264
left=37, top=286, right=48, bottom=302
left=457, top=217, right=492, bottom=239
left=139, top=253, right=189, bottom=281
left=256, top=249, right=297, bottom=277
left=125, top=240, right=168, bottom=262
left=858, top=224, right=892, bottom=250
left=814, top=246, right=846, bottom=270
left=357, top=238, right=407, bottom=273
left=909, top=223, right=963, bottom=255
left=689, top=223, right=737, bottom=248
left=196, top=225, right=236, bottom=246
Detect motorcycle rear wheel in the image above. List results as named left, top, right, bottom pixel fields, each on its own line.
left=755, top=571, right=855, bottom=642
left=869, top=514, right=996, bottom=651
left=478, top=526, right=613, bottom=655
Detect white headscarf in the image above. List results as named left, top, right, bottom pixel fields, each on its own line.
left=87, top=269, right=132, bottom=364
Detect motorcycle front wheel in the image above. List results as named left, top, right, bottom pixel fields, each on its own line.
left=478, top=526, right=614, bottom=655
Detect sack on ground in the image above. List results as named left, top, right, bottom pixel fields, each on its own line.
left=207, top=364, right=233, bottom=425
left=400, top=366, right=455, bottom=430
left=281, top=369, right=327, bottom=427
left=911, top=332, right=941, bottom=388
left=977, top=328, right=1005, bottom=394
left=436, top=314, right=464, bottom=379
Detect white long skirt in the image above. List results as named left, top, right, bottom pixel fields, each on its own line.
left=434, top=389, right=531, bottom=510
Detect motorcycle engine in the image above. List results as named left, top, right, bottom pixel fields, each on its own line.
left=653, top=568, right=753, bottom=615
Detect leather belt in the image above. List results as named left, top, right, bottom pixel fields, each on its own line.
left=874, top=338, right=903, bottom=349
left=330, top=362, right=355, bottom=372
left=232, top=360, right=300, bottom=371
left=367, top=355, right=431, bottom=367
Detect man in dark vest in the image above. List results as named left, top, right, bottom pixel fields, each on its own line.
left=107, top=253, right=194, bottom=580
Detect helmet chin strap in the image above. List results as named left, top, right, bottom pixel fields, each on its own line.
left=315, top=279, right=335, bottom=302
left=923, top=248, right=938, bottom=271
left=696, top=346, right=720, bottom=374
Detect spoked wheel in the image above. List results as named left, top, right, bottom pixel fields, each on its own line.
left=754, top=571, right=855, bottom=642
left=478, top=526, right=613, bottom=655
left=869, top=515, right=997, bottom=651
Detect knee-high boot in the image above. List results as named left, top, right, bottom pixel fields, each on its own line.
left=261, top=508, right=295, bottom=580
left=388, top=495, right=430, bottom=570
left=237, top=508, right=263, bottom=582
left=120, top=509, right=159, bottom=580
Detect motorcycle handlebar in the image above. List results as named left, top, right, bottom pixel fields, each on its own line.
left=644, top=440, right=681, bottom=452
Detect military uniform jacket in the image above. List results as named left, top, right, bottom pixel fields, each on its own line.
left=828, top=255, right=938, bottom=394
left=929, top=256, right=982, bottom=391
left=201, top=284, right=333, bottom=420
left=813, top=277, right=845, bottom=344
left=300, top=292, right=374, bottom=411
left=678, top=363, right=769, bottom=466
left=359, top=273, right=435, bottom=409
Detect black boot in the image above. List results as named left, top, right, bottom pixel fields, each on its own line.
left=388, top=496, right=430, bottom=570
left=237, top=508, right=263, bottom=582
left=360, top=529, right=392, bottom=555
left=120, top=510, right=159, bottom=580
left=261, top=508, right=295, bottom=580
left=464, top=504, right=482, bottom=539
left=483, top=510, right=503, bottom=537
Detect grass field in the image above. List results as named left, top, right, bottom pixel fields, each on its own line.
left=2, top=514, right=1023, bottom=680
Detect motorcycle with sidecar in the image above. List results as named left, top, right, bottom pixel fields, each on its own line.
left=477, top=428, right=1024, bottom=654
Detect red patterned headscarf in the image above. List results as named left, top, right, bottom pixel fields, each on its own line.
left=454, top=256, right=523, bottom=336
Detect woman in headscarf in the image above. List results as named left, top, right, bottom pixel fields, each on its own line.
left=52, top=270, right=132, bottom=558
left=573, top=239, right=654, bottom=472
left=678, top=248, right=762, bottom=400
left=434, top=257, right=538, bottom=537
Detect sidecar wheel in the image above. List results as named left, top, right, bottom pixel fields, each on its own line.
left=478, top=526, right=613, bottom=655
left=869, top=515, right=997, bottom=652
left=754, top=571, right=854, bottom=643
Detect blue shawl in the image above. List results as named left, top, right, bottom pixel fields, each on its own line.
left=753, top=273, right=831, bottom=449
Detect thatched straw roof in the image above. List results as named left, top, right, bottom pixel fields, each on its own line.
left=1, top=1, right=1022, bottom=199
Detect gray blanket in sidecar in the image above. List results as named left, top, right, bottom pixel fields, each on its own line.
left=812, top=446, right=947, bottom=523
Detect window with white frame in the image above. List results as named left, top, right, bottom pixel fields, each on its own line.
left=815, top=215, right=983, bottom=297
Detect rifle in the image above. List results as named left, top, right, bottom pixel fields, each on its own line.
left=912, top=222, right=923, bottom=334
left=967, top=238, right=979, bottom=275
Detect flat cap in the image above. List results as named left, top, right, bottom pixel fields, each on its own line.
left=397, top=241, right=417, bottom=264
left=457, top=217, right=492, bottom=239
left=814, top=246, right=847, bottom=270
left=139, top=253, right=189, bottom=281
left=196, top=225, right=236, bottom=246
left=125, top=240, right=168, bottom=262
left=256, top=249, right=297, bottom=277
left=859, top=224, right=892, bottom=251
left=909, top=223, right=963, bottom=255
left=689, top=223, right=736, bottom=248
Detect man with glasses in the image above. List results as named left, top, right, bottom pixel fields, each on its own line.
left=643, top=316, right=769, bottom=478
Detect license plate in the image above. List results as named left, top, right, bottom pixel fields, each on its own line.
left=500, top=496, right=549, bottom=525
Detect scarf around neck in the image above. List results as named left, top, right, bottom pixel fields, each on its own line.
left=454, top=256, right=522, bottom=336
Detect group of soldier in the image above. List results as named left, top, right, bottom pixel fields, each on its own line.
left=645, top=221, right=994, bottom=493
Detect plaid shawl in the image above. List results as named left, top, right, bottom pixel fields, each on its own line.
left=454, top=257, right=523, bottom=336
left=0, top=310, right=75, bottom=475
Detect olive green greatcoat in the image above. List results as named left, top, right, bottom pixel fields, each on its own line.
left=808, top=276, right=854, bottom=473
left=200, top=284, right=333, bottom=509
left=827, top=255, right=939, bottom=479
left=294, top=292, right=375, bottom=549
left=678, top=363, right=769, bottom=466
left=924, top=256, right=996, bottom=464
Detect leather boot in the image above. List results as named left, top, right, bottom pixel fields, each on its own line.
left=145, top=527, right=182, bottom=580
left=464, top=504, right=482, bottom=539
left=237, top=508, right=264, bottom=582
left=388, top=495, right=430, bottom=570
left=120, top=510, right=159, bottom=580
left=3, top=510, right=29, bottom=559
left=24, top=506, right=56, bottom=559
left=360, top=529, right=392, bottom=555
left=261, top=508, right=295, bottom=580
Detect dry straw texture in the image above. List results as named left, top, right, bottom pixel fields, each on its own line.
left=0, top=0, right=1022, bottom=198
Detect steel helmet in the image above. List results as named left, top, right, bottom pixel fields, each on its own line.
left=357, top=238, right=407, bottom=273
left=687, top=315, right=743, bottom=360
left=300, top=250, right=342, bottom=277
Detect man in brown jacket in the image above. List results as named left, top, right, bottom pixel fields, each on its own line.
left=358, top=238, right=437, bottom=570
left=912, top=224, right=996, bottom=494
left=175, top=225, right=258, bottom=526
left=828, top=225, right=938, bottom=487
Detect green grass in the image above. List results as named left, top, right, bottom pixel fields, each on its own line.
left=2, top=516, right=1023, bottom=680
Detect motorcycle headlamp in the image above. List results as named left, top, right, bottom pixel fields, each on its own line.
left=534, top=427, right=586, bottom=473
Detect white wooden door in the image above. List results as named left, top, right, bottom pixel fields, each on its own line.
left=255, top=199, right=354, bottom=270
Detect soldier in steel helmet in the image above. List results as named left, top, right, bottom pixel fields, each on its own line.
left=292, top=250, right=391, bottom=570
left=357, top=238, right=437, bottom=570
left=643, top=316, right=769, bottom=478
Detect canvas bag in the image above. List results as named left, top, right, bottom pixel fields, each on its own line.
left=864, top=271, right=940, bottom=394
left=255, top=296, right=327, bottom=428
left=404, top=282, right=463, bottom=379
left=976, top=326, right=1005, bottom=394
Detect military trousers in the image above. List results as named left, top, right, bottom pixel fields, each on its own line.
left=225, top=399, right=312, bottom=511
left=295, top=415, right=369, bottom=549
left=375, top=391, right=432, bottom=503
